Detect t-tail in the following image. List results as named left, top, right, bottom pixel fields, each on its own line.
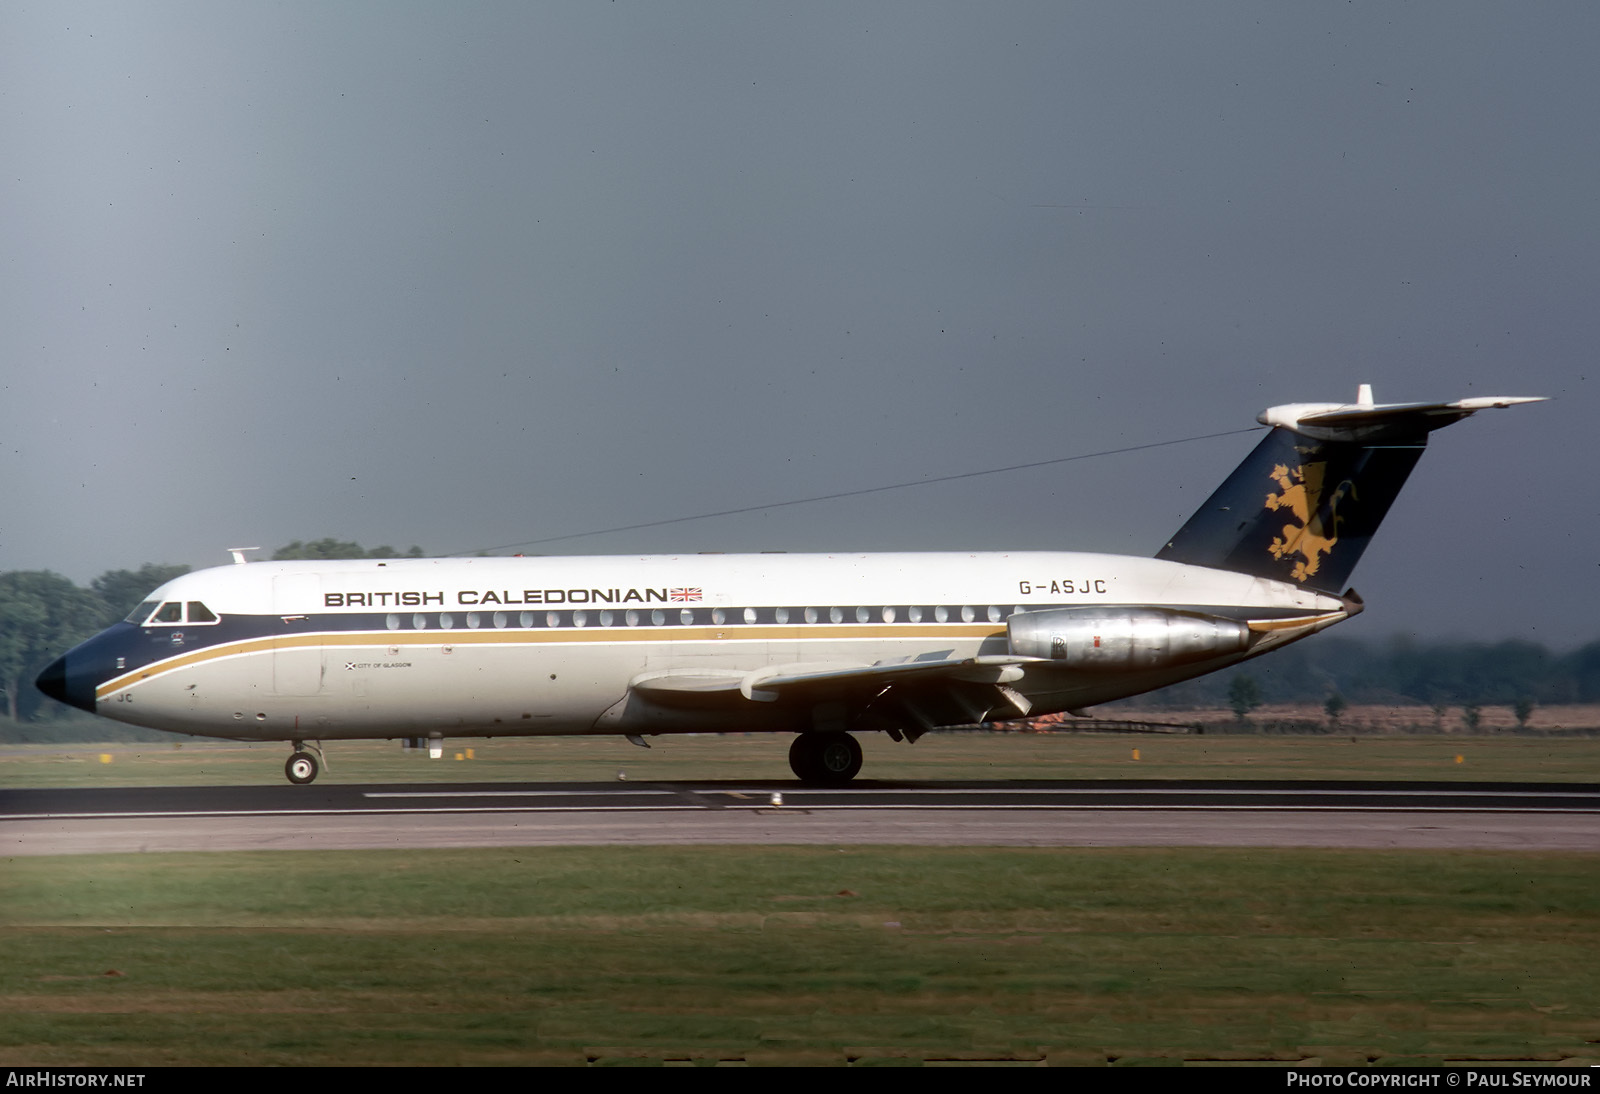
left=1157, top=385, right=1546, bottom=593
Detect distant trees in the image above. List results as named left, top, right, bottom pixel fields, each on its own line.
left=273, top=539, right=423, bottom=560
left=0, top=571, right=109, bottom=721
left=1227, top=675, right=1263, bottom=723
left=1132, top=635, right=1600, bottom=711
left=1324, top=693, right=1348, bottom=725
left=90, top=564, right=193, bottom=626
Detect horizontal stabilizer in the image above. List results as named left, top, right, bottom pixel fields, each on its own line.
left=1258, top=393, right=1546, bottom=443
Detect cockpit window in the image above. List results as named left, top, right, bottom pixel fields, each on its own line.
left=125, top=600, right=161, bottom=624
left=140, top=601, right=221, bottom=625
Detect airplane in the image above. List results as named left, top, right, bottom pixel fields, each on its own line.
left=37, top=387, right=1543, bottom=786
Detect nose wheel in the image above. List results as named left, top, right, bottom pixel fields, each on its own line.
left=788, top=731, right=863, bottom=785
left=285, top=742, right=322, bottom=785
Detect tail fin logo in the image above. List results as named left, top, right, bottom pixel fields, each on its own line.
left=1264, top=462, right=1356, bottom=582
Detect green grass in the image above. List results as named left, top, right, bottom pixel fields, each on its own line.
left=3, top=731, right=1597, bottom=789
left=3, top=734, right=1594, bottom=1064
left=1, top=847, right=1596, bottom=1065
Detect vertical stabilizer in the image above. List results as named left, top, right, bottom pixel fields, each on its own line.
left=1156, top=388, right=1545, bottom=593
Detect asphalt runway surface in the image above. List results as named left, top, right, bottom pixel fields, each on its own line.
left=4, top=780, right=1598, bottom=855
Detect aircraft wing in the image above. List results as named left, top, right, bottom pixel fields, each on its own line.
left=738, top=654, right=1045, bottom=702
left=631, top=655, right=1042, bottom=697
left=627, top=654, right=1049, bottom=731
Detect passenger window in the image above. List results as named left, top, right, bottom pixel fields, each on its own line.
left=679, top=608, right=695, bottom=625
left=743, top=607, right=758, bottom=624
left=855, top=606, right=869, bottom=623
left=775, top=607, right=789, bottom=624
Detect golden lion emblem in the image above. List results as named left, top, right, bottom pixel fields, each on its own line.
left=1264, top=462, right=1355, bottom=582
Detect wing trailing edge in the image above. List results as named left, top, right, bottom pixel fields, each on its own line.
left=628, top=655, right=1046, bottom=706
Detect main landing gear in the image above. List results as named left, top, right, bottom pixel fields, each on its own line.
left=788, top=731, right=863, bottom=785
left=285, top=740, right=323, bottom=785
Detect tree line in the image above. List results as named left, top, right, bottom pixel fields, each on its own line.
left=4, top=542, right=1598, bottom=726
left=1130, top=634, right=1600, bottom=713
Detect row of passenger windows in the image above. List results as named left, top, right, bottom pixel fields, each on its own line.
left=384, top=604, right=1022, bottom=631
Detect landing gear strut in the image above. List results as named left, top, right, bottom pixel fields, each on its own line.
left=285, top=740, right=321, bottom=785
left=788, top=731, right=863, bottom=785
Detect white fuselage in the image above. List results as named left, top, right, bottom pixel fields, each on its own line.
left=81, top=552, right=1346, bottom=743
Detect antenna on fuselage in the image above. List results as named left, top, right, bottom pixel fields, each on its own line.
left=227, top=547, right=261, bottom=565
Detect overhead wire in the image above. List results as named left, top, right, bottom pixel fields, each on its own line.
left=458, top=426, right=1264, bottom=555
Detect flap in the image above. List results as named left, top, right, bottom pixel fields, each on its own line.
left=740, top=654, right=1044, bottom=702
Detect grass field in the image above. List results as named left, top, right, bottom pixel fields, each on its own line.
left=2, top=846, right=1597, bottom=1066
left=4, top=728, right=1599, bottom=789
left=3, top=732, right=1595, bottom=1066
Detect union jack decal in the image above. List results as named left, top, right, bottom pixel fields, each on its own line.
left=670, top=587, right=703, bottom=602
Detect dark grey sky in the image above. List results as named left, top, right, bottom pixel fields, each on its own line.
left=3, top=3, right=1593, bottom=645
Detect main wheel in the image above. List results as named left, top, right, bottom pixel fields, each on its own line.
left=285, top=750, right=319, bottom=785
left=788, top=734, right=818, bottom=782
left=788, top=731, right=862, bottom=785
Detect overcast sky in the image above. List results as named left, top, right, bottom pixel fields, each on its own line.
left=3, top=2, right=1593, bottom=646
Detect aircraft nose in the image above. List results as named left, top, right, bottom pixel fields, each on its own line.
left=35, top=652, right=97, bottom=713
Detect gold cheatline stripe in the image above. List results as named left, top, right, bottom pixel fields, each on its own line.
left=94, top=623, right=1009, bottom=700
left=1246, top=611, right=1345, bottom=633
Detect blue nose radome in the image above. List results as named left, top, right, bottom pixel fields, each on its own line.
left=35, top=652, right=98, bottom=713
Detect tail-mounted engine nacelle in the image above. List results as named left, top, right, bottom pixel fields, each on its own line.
left=1007, top=608, right=1251, bottom=671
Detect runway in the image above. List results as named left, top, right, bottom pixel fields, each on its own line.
left=4, top=779, right=1597, bottom=855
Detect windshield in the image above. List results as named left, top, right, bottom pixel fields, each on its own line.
left=134, top=601, right=220, bottom=625
left=124, top=600, right=161, bottom=624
